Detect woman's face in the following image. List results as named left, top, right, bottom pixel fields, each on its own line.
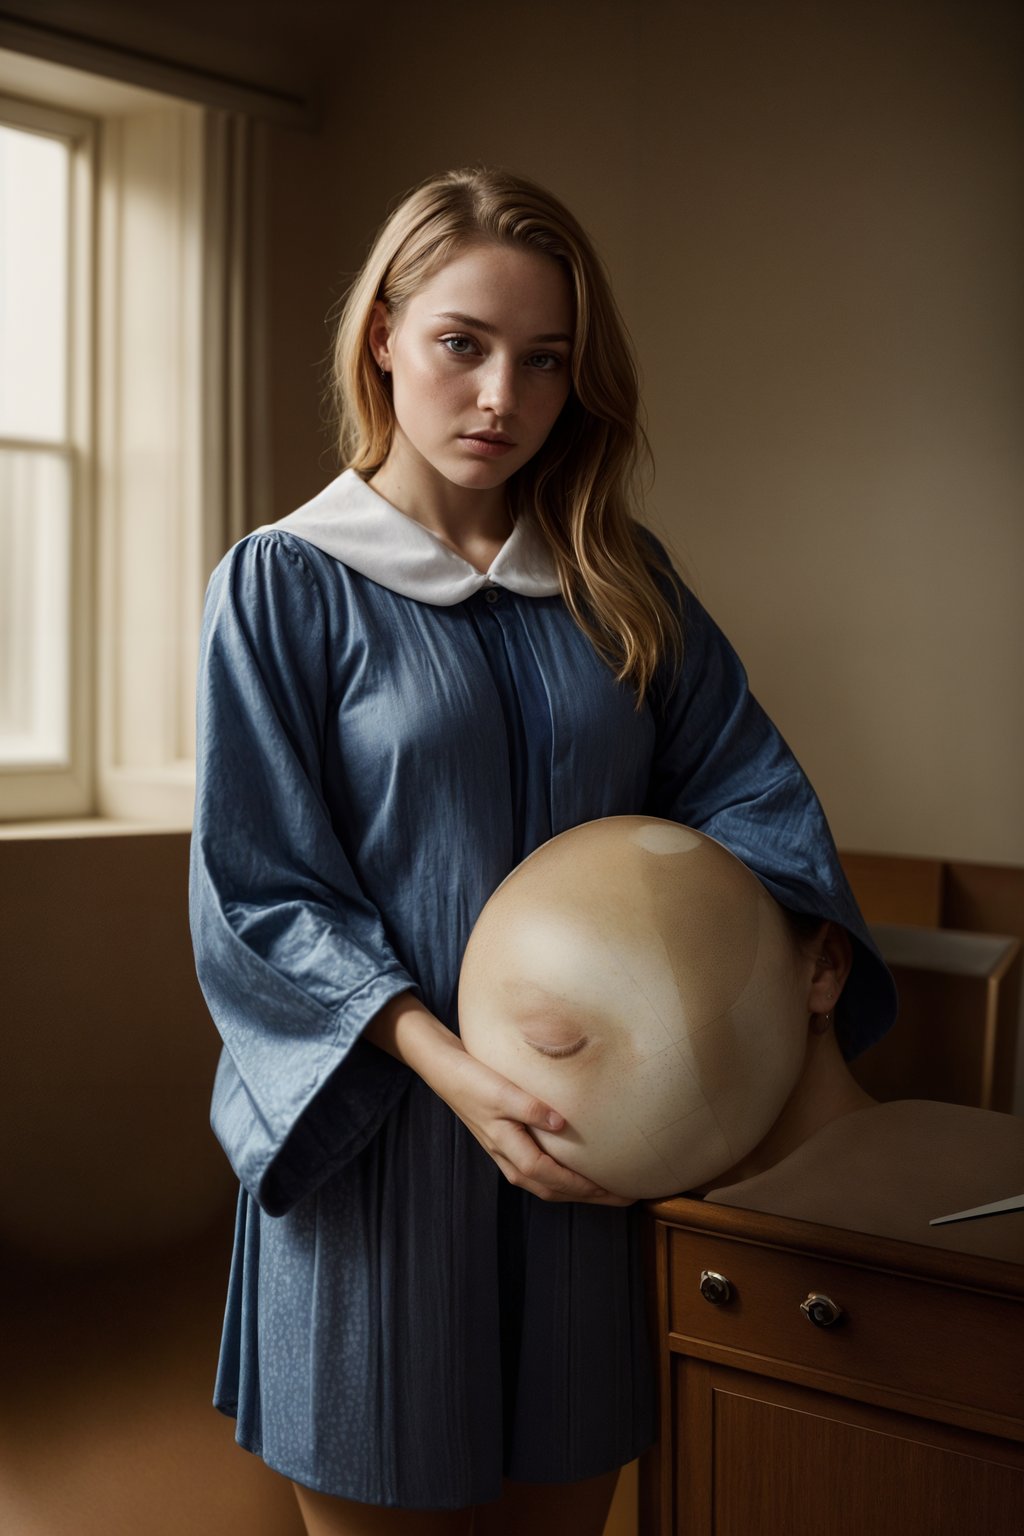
left=371, top=241, right=574, bottom=497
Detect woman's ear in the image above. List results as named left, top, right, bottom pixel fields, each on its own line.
left=806, top=922, right=853, bottom=1018
left=368, top=300, right=393, bottom=372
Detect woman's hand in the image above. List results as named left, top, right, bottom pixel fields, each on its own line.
left=365, top=993, right=633, bottom=1205
left=436, top=1043, right=633, bottom=1204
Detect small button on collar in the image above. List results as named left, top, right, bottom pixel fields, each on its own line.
left=484, top=588, right=500, bottom=604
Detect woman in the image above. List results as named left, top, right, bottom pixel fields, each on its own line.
left=189, top=166, right=895, bottom=1535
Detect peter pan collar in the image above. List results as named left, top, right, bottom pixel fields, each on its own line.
left=266, top=468, right=561, bottom=606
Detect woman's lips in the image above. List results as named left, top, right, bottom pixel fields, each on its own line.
left=459, top=434, right=515, bottom=457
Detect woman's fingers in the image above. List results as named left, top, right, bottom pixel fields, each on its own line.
left=493, top=1123, right=633, bottom=1206
left=435, top=1045, right=634, bottom=1205
left=502, top=1087, right=566, bottom=1134
left=450, top=1051, right=565, bottom=1134
left=491, top=1086, right=634, bottom=1202
left=499, top=1122, right=597, bottom=1194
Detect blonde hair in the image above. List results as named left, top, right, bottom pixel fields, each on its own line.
left=331, top=166, right=681, bottom=703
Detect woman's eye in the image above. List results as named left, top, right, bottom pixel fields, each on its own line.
left=526, top=352, right=564, bottom=371
left=441, top=334, right=476, bottom=356
left=525, top=1035, right=589, bottom=1059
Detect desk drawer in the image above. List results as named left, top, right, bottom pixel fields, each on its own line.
left=667, top=1229, right=1024, bottom=1425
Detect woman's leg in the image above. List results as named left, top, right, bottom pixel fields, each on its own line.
left=471, top=1468, right=620, bottom=1536
left=294, top=1483, right=474, bottom=1536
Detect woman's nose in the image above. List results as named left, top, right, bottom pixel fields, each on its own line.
left=477, top=356, right=518, bottom=417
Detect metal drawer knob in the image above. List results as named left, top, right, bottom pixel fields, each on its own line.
left=801, top=1291, right=843, bottom=1328
left=699, top=1269, right=732, bottom=1305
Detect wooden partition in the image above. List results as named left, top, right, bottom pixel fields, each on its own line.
left=840, top=852, right=1024, bottom=1114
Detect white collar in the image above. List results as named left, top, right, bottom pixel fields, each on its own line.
left=264, top=468, right=561, bottom=607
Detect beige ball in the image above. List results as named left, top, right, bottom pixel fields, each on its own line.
left=458, top=817, right=809, bottom=1198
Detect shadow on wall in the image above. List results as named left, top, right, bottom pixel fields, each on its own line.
left=0, top=831, right=305, bottom=1536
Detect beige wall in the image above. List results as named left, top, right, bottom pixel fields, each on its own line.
left=634, top=1, right=1024, bottom=868
left=255, top=0, right=1024, bottom=869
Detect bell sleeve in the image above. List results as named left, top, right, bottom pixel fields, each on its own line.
left=643, top=552, right=897, bottom=1059
left=189, top=532, right=416, bottom=1216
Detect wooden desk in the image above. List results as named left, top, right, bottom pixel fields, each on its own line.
left=644, top=1197, right=1024, bottom=1535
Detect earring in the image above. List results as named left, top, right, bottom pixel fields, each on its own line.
left=379, top=363, right=388, bottom=381
left=810, top=1010, right=833, bottom=1035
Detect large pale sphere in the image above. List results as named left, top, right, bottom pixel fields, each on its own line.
left=458, top=817, right=810, bottom=1198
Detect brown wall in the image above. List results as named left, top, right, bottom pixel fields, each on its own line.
left=0, top=832, right=228, bottom=1259
left=0, top=830, right=305, bottom=1535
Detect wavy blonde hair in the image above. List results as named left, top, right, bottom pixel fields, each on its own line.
left=331, top=166, right=681, bottom=704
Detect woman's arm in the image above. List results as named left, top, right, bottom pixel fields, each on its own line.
left=366, top=994, right=632, bottom=1205
left=643, top=558, right=897, bottom=1057
left=191, top=533, right=417, bottom=1215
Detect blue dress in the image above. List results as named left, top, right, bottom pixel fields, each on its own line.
left=189, top=490, right=895, bottom=1509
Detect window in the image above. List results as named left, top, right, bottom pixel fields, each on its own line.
left=0, top=95, right=94, bottom=818
left=0, top=47, right=268, bottom=825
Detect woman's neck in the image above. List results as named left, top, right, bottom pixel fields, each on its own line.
left=695, top=1024, right=875, bottom=1192
left=368, top=447, right=513, bottom=573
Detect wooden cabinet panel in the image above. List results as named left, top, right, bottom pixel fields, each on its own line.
left=649, top=1200, right=1024, bottom=1536
left=675, top=1361, right=1024, bottom=1536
